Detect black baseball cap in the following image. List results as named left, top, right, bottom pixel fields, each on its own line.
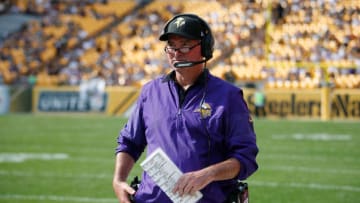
left=159, top=15, right=205, bottom=41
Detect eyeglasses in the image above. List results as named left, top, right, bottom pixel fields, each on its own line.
left=164, top=42, right=201, bottom=54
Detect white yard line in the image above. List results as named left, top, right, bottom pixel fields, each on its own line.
left=271, top=133, right=352, bottom=141
left=0, top=145, right=110, bottom=154
left=0, top=153, right=68, bottom=163
left=0, top=194, right=116, bottom=203
left=0, top=170, right=111, bottom=179
left=265, top=165, right=360, bottom=175
left=261, top=153, right=357, bottom=163
left=0, top=152, right=112, bottom=163
left=250, top=180, right=360, bottom=192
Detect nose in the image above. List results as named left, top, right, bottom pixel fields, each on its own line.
left=173, top=49, right=184, bottom=57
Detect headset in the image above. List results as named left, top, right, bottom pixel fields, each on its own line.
left=161, top=13, right=214, bottom=60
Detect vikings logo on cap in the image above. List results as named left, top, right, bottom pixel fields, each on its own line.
left=195, top=102, right=212, bottom=119
left=174, top=17, right=186, bottom=28
left=159, top=15, right=205, bottom=41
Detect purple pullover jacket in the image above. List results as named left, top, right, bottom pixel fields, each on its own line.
left=116, top=69, right=258, bottom=203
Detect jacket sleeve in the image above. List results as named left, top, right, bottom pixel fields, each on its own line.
left=115, top=92, right=147, bottom=162
left=225, top=90, right=259, bottom=180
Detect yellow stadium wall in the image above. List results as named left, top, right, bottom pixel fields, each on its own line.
left=243, top=88, right=360, bottom=120
left=32, top=86, right=360, bottom=120
left=243, top=89, right=322, bottom=119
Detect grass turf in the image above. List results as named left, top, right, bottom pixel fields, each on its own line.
left=0, top=114, right=359, bottom=203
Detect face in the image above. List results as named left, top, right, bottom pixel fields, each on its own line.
left=165, top=35, right=203, bottom=68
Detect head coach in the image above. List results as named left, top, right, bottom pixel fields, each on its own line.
left=113, top=13, right=258, bottom=203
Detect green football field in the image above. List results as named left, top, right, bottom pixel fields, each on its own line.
left=0, top=114, right=359, bottom=203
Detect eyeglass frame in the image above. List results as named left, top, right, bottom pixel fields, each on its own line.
left=164, top=42, right=201, bottom=54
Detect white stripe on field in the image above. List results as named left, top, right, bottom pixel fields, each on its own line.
left=261, top=153, right=357, bottom=163
left=0, top=194, right=116, bottom=203
left=0, top=145, right=110, bottom=154
left=0, top=152, right=112, bottom=164
left=272, top=133, right=352, bottom=141
left=265, top=165, right=360, bottom=175
left=0, top=153, right=68, bottom=163
left=250, top=180, right=360, bottom=192
left=0, top=170, right=111, bottom=179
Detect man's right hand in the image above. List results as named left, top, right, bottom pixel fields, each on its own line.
left=113, top=180, right=136, bottom=203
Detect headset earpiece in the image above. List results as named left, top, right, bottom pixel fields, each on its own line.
left=201, top=27, right=214, bottom=60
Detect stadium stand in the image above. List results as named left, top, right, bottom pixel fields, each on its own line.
left=0, top=0, right=359, bottom=89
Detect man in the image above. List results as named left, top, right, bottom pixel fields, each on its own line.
left=113, top=14, right=258, bottom=203
left=254, top=86, right=266, bottom=118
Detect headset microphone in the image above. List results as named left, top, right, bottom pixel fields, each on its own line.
left=173, top=60, right=206, bottom=68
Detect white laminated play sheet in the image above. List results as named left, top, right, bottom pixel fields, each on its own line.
left=140, top=148, right=203, bottom=203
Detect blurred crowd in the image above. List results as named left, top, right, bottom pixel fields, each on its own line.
left=0, top=0, right=359, bottom=89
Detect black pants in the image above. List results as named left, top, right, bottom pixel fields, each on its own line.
left=255, top=106, right=266, bottom=117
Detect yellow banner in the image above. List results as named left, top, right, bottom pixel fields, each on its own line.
left=331, top=89, right=360, bottom=119
left=32, top=86, right=360, bottom=120
left=243, top=88, right=360, bottom=119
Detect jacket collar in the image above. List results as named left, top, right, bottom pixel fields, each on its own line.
left=162, top=68, right=208, bottom=86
